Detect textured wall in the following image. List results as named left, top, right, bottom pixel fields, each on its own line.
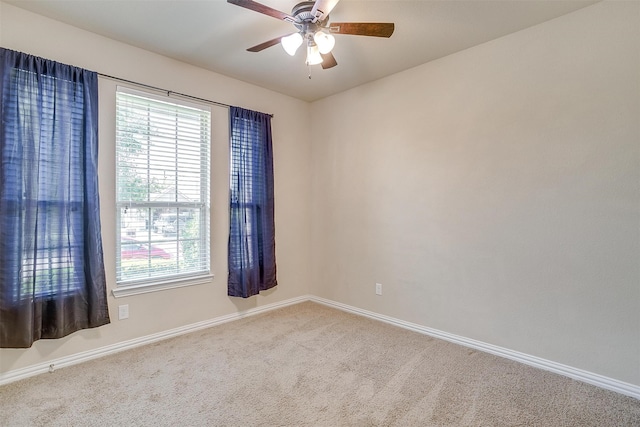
left=310, top=1, right=639, bottom=385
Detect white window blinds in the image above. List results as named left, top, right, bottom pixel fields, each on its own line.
left=115, top=87, right=210, bottom=285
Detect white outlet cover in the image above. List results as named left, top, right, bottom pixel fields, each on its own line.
left=118, top=304, right=129, bottom=320
left=375, top=283, right=382, bottom=295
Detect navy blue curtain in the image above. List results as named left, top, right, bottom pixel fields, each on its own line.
left=228, top=107, right=277, bottom=298
left=0, top=48, right=110, bottom=348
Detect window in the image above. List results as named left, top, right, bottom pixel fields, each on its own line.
left=6, top=70, right=86, bottom=300
left=227, top=107, right=277, bottom=298
left=229, top=116, right=266, bottom=270
left=0, top=48, right=110, bottom=348
left=115, top=87, right=210, bottom=290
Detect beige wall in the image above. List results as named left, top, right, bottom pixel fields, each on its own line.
left=310, top=1, right=639, bottom=385
left=0, top=2, right=312, bottom=373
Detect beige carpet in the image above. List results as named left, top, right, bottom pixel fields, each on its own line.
left=1, top=301, right=639, bottom=426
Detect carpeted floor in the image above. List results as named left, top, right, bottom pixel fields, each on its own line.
left=1, top=301, right=639, bottom=426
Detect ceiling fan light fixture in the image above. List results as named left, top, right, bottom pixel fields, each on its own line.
left=229, top=0, right=395, bottom=72
left=281, top=32, right=303, bottom=56
left=306, top=44, right=323, bottom=65
left=313, top=30, right=335, bottom=54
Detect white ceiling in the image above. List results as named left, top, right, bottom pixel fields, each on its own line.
left=5, top=0, right=599, bottom=102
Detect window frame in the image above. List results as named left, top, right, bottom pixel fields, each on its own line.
left=112, top=86, right=212, bottom=297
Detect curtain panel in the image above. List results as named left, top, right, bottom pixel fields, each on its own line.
left=228, top=106, right=277, bottom=298
left=0, top=48, right=110, bottom=348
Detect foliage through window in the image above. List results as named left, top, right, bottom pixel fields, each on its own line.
left=115, top=88, right=210, bottom=285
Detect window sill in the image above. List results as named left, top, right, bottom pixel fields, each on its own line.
left=112, top=274, right=213, bottom=298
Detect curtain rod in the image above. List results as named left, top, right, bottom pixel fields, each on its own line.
left=97, top=72, right=273, bottom=117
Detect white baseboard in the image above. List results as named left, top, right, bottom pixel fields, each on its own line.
left=0, top=295, right=309, bottom=386
left=2, top=294, right=638, bottom=401
left=309, top=296, right=640, bottom=400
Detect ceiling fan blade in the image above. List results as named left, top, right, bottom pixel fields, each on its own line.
left=311, top=0, right=341, bottom=22
left=329, top=22, right=395, bottom=38
left=227, top=0, right=295, bottom=22
left=320, top=52, right=337, bottom=69
left=247, top=35, right=290, bottom=52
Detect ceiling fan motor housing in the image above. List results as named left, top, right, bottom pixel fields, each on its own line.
left=292, top=1, right=324, bottom=21
left=292, top=1, right=329, bottom=37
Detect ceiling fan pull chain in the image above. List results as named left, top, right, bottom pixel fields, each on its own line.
left=308, top=64, right=312, bottom=79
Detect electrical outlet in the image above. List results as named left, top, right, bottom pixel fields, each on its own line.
left=118, top=304, right=129, bottom=320
left=375, top=283, right=382, bottom=295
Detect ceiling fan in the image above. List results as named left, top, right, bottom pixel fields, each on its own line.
left=227, top=0, right=395, bottom=69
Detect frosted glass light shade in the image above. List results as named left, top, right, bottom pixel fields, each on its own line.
left=281, top=33, right=303, bottom=56
left=313, top=31, right=335, bottom=54
left=306, top=45, right=323, bottom=65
